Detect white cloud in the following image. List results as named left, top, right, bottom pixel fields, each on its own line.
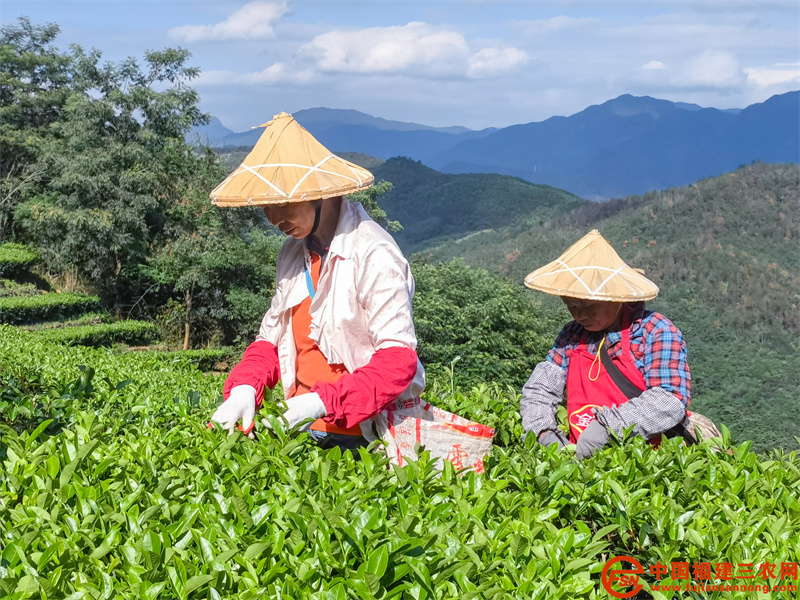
left=640, top=60, right=667, bottom=70
left=301, top=22, right=467, bottom=76
left=300, top=22, right=526, bottom=79
left=198, top=63, right=313, bottom=86
left=631, top=50, right=748, bottom=91
left=182, top=4, right=796, bottom=129
left=680, top=50, right=746, bottom=88
left=242, top=62, right=314, bottom=84
left=745, top=64, right=800, bottom=87
left=468, top=47, right=529, bottom=78
left=169, top=1, right=289, bottom=42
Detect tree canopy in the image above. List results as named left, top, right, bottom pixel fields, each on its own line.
left=412, top=258, right=566, bottom=388
left=0, top=18, right=281, bottom=346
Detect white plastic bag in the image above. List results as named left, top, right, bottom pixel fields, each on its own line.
left=369, top=398, right=495, bottom=472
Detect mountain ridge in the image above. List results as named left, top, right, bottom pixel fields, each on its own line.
left=193, top=107, right=496, bottom=149
left=428, top=91, right=799, bottom=199
left=193, top=91, right=799, bottom=200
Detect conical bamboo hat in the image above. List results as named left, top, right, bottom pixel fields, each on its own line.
left=209, top=112, right=374, bottom=206
left=524, top=230, right=659, bottom=301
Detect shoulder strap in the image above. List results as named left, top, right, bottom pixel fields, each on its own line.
left=600, top=340, right=696, bottom=445
left=599, top=342, right=642, bottom=400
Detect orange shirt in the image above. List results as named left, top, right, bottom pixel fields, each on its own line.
left=292, top=251, right=348, bottom=394
left=292, top=251, right=361, bottom=436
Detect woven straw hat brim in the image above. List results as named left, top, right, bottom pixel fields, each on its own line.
left=524, top=264, right=659, bottom=301
left=209, top=112, right=374, bottom=207
left=524, top=230, right=659, bottom=301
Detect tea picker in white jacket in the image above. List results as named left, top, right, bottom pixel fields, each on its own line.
left=207, top=112, right=425, bottom=450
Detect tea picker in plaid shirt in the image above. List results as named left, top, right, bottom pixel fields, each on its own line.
left=519, top=230, right=693, bottom=459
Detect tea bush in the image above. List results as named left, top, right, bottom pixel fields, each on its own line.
left=21, top=312, right=110, bottom=330
left=29, top=320, right=157, bottom=347
left=120, top=348, right=236, bottom=372
left=0, top=293, right=100, bottom=325
left=0, top=326, right=799, bottom=599
left=0, top=243, right=38, bottom=277
left=0, top=326, right=222, bottom=407
left=0, top=280, right=39, bottom=298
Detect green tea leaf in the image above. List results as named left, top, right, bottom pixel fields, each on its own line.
left=244, top=542, right=270, bottom=561
left=367, top=545, right=389, bottom=577
left=185, top=575, right=214, bottom=594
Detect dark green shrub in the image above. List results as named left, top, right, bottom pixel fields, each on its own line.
left=412, top=259, right=566, bottom=388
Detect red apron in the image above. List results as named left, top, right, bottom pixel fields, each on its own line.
left=565, top=317, right=648, bottom=444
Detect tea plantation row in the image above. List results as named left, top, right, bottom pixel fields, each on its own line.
left=0, top=244, right=38, bottom=278
left=0, top=326, right=799, bottom=599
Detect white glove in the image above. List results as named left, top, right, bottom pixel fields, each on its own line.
left=209, top=385, right=256, bottom=436
left=265, top=392, right=327, bottom=432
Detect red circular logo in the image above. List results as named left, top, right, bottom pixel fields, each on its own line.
left=568, top=404, right=600, bottom=435
left=601, top=556, right=645, bottom=598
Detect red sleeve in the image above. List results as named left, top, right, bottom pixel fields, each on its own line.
left=223, top=340, right=280, bottom=407
left=312, top=346, right=418, bottom=429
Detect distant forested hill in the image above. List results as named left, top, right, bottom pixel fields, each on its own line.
left=208, top=154, right=585, bottom=254
left=424, top=162, right=800, bottom=453
left=370, top=157, right=586, bottom=252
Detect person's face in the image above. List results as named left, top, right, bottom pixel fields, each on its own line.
left=562, top=297, right=623, bottom=332
left=262, top=202, right=316, bottom=239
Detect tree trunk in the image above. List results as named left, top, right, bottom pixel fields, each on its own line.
left=183, top=285, right=192, bottom=351
left=114, top=257, right=122, bottom=319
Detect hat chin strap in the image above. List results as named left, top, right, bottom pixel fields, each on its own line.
left=604, top=303, right=626, bottom=333
left=307, top=201, right=322, bottom=238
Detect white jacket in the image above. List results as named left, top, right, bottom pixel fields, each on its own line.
left=255, top=198, right=426, bottom=436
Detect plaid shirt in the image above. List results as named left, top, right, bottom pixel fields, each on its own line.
left=546, top=308, right=691, bottom=406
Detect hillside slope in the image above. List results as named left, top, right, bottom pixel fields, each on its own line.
left=372, top=157, right=586, bottom=252
left=426, top=162, right=800, bottom=453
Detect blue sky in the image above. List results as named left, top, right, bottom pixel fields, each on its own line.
left=2, top=1, right=798, bottom=131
